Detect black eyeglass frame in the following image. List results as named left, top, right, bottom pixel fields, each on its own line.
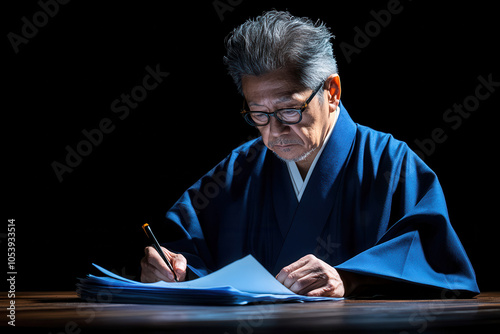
left=240, top=81, right=325, bottom=127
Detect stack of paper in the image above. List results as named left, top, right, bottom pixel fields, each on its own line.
left=77, top=255, right=341, bottom=305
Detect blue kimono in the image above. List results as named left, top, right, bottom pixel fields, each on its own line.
left=163, top=102, right=479, bottom=297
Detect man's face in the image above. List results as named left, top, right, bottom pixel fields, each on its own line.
left=242, top=70, right=338, bottom=163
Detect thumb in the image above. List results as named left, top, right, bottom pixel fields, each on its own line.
left=172, top=253, right=187, bottom=281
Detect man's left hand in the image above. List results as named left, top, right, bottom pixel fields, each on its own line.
left=276, top=254, right=346, bottom=297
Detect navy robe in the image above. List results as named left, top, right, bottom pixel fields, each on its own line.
left=163, top=102, right=479, bottom=296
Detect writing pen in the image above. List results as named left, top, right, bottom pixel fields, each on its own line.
left=142, top=223, right=178, bottom=282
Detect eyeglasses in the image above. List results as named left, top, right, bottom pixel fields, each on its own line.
left=240, top=81, right=324, bottom=127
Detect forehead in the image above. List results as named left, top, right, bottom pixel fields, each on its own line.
left=241, top=70, right=306, bottom=106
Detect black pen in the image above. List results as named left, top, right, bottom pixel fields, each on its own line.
left=142, top=223, right=178, bottom=282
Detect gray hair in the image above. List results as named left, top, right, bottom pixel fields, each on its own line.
left=224, top=10, right=338, bottom=95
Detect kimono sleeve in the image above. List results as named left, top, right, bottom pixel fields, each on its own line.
left=159, top=140, right=258, bottom=279
left=159, top=156, right=233, bottom=278
left=335, top=146, right=480, bottom=297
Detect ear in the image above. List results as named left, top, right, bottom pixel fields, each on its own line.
left=326, top=74, right=341, bottom=113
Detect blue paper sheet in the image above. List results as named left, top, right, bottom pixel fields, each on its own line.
left=77, top=255, right=342, bottom=305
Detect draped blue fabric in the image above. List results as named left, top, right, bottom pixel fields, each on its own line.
left=163, top=102, right=479, bottom=295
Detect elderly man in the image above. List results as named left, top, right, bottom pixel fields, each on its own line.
left=140, top=11, right=479, bottom=298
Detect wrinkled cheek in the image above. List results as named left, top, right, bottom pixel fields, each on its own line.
left=257, top=128, right=269, bottom=147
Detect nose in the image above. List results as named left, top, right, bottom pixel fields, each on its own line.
left=268, top=116, right=290, bottom=137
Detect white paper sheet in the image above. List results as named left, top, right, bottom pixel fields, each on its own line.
left=80, top=255, right=343, bottom=305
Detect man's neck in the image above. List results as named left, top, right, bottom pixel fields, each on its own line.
left=295, top=150, right=319, bottom=179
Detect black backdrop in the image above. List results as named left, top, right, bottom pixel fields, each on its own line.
left=5, top=0, right=499, bottom=292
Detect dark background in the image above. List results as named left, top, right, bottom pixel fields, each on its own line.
left=4, top=0, right=499, bottom=292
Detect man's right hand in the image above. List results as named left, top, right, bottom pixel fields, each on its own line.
left=140, top=246, right=187, bottom=282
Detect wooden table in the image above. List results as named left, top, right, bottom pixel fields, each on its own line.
left=2, top=291, right=499, bottom=333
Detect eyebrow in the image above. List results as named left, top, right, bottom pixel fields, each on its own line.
left=248, top=95, right=297, bottom=107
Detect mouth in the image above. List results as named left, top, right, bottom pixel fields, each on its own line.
left=271, top=143, right=298, bottom=153
left=269, top=138, right=302, bottom=153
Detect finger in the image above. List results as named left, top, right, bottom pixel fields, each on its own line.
left=154, top=246, right=188, bottom=282
left=282, top=265, right=314, bottom=289
left=140, top=257, right=164, bottom=283
left=289, top=272, right=327, bottom=295
left=171, top=252, right=187, bottom=282
left=140, top=257, right=153, bottom=283
left=141, top=253, right=174, bottom=282
left=276, top=266, right=301, bottom=287
left=306, top=282, right=344, bottom=298
left=276, top=255, right=313, bottom=284
left=141, top=266, right=162, bottom=283
left=302, top=270, right=344, bottom=297
left=279, top=256, right=322, bottom=288
left=144, top=246, right=176, bottom=281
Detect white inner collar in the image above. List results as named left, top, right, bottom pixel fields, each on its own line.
left=286, top=106, right=339, bottom=202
